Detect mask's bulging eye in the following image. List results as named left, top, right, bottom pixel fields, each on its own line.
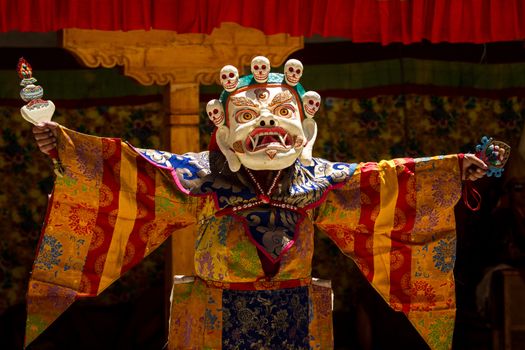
left=274, top=105, right=294, bottom=118
left=235, top=109, right=257, bottom=123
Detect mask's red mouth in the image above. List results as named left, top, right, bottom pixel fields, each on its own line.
left=245, top=127, right=293, bottom=152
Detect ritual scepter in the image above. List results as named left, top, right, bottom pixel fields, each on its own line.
left=17, top=57, right=64, bottom=176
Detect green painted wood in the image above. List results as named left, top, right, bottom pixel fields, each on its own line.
left=4, top=59, right=525, bottom=100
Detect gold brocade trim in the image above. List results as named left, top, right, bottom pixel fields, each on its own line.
left=203, top=277, right=313, bottom=291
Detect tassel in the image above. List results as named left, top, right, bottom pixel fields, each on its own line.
left=48, top=148, right=64, bottom=177
left=462, top=181, right=481, bottom=211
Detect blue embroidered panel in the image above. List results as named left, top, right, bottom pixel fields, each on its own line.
left=222, top=286, right=310, bottom=349
left=238, top=207, right=300, bottom=260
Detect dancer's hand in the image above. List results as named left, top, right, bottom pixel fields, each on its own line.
left=462, top=153, right=488, bottom=181
left=33, top=121, right=59, bottom=155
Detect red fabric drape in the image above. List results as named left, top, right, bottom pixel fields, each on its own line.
left=1, top=0, right=525, bottom=44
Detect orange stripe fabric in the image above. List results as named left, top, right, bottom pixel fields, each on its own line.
left=121, top=156, right=156, bottom=275
left=354, top=162, right=380, bottom=282
left=389, top=158, right=416, bottom=314
left=371, top=160, right=398, bottom=300
left=82, top=137, right=122, bottom=295
left=315, top=155, right=462, bottom=350
left=25, top=127, right=198, bottom=348
left=98, top=143, right=139, bottom=293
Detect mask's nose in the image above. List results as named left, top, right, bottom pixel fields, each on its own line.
left=258, top=109, right=277, bottom=127
left=259, top=119, right=276, bottom=127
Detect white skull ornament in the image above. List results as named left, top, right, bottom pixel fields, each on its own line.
left=302, top=91, right=321, bottom=118
left=284, top=59, right=303, bottom=86
left=220, top=65, right=239, bottom=92
left=251, top=56, right=271, bottom=83
left=206, top=99, right=225, bottom=126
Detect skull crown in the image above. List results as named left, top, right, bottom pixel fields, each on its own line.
left=206, top=99, right=225, bottom=127
left=251, top=56, right=271, bottom=83
left=220, top=65, right=239, bottom=92
left=212, top=56, right=321, bottom=124
left=218, top=56, right=307, bottom=92
left=284, top=59, right=303, bottom=86
left=302, top=91, right=321, bottom=119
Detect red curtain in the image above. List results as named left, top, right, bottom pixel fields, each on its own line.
left=1, top=0, right=525, bottom=44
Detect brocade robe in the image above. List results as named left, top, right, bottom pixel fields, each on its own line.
left=26, top=127, right=462, bottom=350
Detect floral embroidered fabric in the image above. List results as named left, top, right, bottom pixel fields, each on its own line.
left=222, top=286, right=310, bottom=349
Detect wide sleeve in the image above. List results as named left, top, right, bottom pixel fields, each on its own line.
left=25, top=127, right=198, bottom=347
left=315, top=155, right=462, bottom=350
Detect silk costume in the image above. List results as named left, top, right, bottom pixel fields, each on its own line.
left=26, top=126, right=462, bottom=350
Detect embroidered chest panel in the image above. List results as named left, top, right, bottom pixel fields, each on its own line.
left=138, top=149, right=356, bottom=262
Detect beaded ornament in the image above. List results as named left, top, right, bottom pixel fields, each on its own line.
left=475, top=136, right=511, bottom=177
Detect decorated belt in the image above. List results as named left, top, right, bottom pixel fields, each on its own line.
left=173, top=276, right=332, bottom=291
left=205, top=277, right=313, bottom=290
left=172, top=275, right=317, bottom=290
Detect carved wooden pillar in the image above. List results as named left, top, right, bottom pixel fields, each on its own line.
left=164, top=83, right=200, bottom=154
left=62, top=21, right=302, bottom=279
left=162, top=82, right=200, bottom=277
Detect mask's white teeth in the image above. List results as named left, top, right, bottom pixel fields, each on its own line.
left=249, top=135, right=256, bottom=148
left=278, top=134, right=285, bottom=144
left=255, top=135, right=260, bottom=147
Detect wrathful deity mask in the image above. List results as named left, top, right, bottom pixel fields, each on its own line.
left=212, top=56, right=320, bottom=172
